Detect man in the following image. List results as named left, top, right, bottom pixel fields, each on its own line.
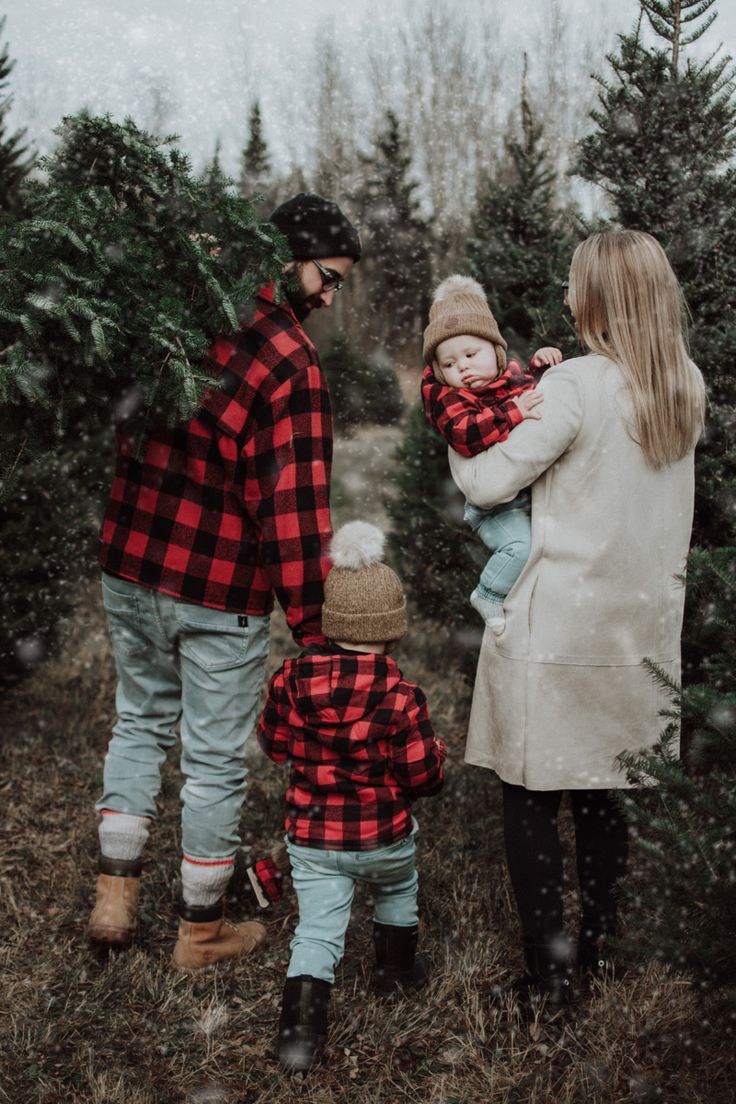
left=89, top=193, right=361, bottom=970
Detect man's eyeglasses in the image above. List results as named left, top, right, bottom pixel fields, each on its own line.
left=312, top=258, right=344, bottom=293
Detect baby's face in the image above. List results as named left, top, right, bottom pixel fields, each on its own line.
left=434, top=335, right=499, bottom=389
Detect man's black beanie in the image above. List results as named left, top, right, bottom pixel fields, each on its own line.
left=270, top=192, right=362, bottom=262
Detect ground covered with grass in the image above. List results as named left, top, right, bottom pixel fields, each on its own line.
left=1, top=426, right=734, bottom=1103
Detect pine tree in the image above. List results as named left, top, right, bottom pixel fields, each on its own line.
left=203, top=138, right=223, bottom=190
left=320, top=329, right=404, bottom=430
left=467, top=66, right=578, bottom=361
left=355, top=110, right=433, bottom=354
left=575, top=0, right=736, bottom=995
left=0, top=16, right=33, bottom=213
left=617, top=553, right=736, bottom=991
left=239, top=100, right=273, bottom=209
left=385, top=401, right=483, bottom=672
left=0, top=113, right=287, bottom=679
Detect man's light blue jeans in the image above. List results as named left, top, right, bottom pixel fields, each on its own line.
left=286, top=822, right=420, bottom=983
left=97, top=572, right=270, bottom=859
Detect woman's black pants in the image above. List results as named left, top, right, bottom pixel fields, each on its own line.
left=501, top=782, right=630, bottom=975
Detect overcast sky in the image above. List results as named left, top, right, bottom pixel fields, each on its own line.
left=4, top=0, right=736, bottom=180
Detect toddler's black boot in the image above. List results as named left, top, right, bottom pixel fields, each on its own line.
left=276, top=975, right=331, bottom=1073
left=373, top=922, right=428, bottom=997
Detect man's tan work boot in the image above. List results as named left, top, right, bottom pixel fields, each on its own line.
left=88, top=857, right=142, bottom=947
left=172, top=899, right=266, bottom=971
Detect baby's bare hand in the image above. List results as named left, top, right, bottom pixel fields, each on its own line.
left=515, top=390, right=544, bottom=419
left=531, top=346, right=562, bottom=367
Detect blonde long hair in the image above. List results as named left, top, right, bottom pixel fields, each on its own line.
left=568, top=230, right=705, bottom=468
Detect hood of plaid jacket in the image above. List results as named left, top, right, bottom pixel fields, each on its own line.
left=281, top=651, right=404, bottom=727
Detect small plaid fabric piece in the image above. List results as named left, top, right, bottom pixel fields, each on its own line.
left=257, top=646, right=444, bottom=850
left=421, top=359, right=546, bottom=458
left=98, top=283, right=333, bottom=646
left=249, top=857, right=284, bottom=905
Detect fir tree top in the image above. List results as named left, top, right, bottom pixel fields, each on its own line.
left=240, top=100, right=272, bottom=198
left=642, top=0, right=719, bottom=71
left=0, top=15, right=33, bottom=214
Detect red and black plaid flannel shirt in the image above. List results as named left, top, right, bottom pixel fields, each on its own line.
left=257, top=644, right=445, bottom=850
left=421, top=358, right=545, bottom=458
left=98, top=283, right=332, bottom=646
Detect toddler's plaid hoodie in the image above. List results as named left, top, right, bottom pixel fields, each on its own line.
left=257, top=643, right=445, bottom=850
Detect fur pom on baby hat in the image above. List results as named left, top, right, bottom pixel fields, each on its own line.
left=422, top=273, right=507, bottom=372
left=322, top=521, right=408, bottom=644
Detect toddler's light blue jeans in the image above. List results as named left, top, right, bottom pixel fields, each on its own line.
left=286, top=822, right=419, bottom=983
left=97, top=572, right=270, bottom=859
left=464, top=491, right=531, bottom=604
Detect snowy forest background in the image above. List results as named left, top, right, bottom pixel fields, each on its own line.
left=0, top=1, right=735, bottom=1101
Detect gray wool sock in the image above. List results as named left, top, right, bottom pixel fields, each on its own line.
left=98, top=811, right=150, bottom=861
left=181, top=855, right=235, bottom=908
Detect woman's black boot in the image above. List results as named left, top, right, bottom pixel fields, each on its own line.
left=276, top=975, right=331, bottom=1072
left=490, top=940, right=572, bottom=1021
left=577, top=926, right=617, bottom=986
left=373, top=922, right=428, bottom=997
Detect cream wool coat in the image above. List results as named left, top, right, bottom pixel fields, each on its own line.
left=449, top=354, right=697, bottom=790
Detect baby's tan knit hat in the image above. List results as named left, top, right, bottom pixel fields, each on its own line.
left=422, top=274, right=507, bottom=374
left=322, top=521, right=407, bottom=644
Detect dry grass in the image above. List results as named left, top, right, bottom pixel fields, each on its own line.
left=1, top=426, right=734, bottom=1103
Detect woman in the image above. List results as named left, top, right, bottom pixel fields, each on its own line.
left=448, top=230, right=705, bottom=1010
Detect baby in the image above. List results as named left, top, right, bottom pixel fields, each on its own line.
left=421, top=275, right=560, bottom=631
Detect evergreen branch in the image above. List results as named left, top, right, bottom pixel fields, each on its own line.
left=682, top=13, right=718, bottom=44
left=21, top=218, right=88, bottom=253
left=18, top=313, right=41, bottom=340
left=642, top=657, right=683, bottom=701
left=65, top=297, right=100, bottom=322
left=90, top=318, right=109, bottom=359
left=25, top=292, right=63, bottom=313
left=681, top=0, right=718, bottom=23
left=57, top=310, right=82, bottom=343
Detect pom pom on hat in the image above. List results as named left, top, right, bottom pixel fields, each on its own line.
left=322, top=521, right=407, bottom=644
left=329, top=521, right=385, bottom=570
left=432, top=274, right=487, bottom=304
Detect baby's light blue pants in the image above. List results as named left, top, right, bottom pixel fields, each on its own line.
left=464, top=491, right=532, bottom=604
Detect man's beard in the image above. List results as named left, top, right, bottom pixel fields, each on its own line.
left=285, top=283, right=324, bottom=322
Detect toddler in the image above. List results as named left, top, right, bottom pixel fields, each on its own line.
left=257, top=521, right=445, bottom=1072
left=421, top=274, right=561, bottom=631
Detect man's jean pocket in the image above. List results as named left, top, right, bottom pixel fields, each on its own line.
left=174, top=602, right=253, bottom=672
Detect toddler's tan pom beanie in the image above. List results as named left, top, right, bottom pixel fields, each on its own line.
left=322, top=521, right=407, bottom=644
left=422, top=274, right=507, bottom=376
